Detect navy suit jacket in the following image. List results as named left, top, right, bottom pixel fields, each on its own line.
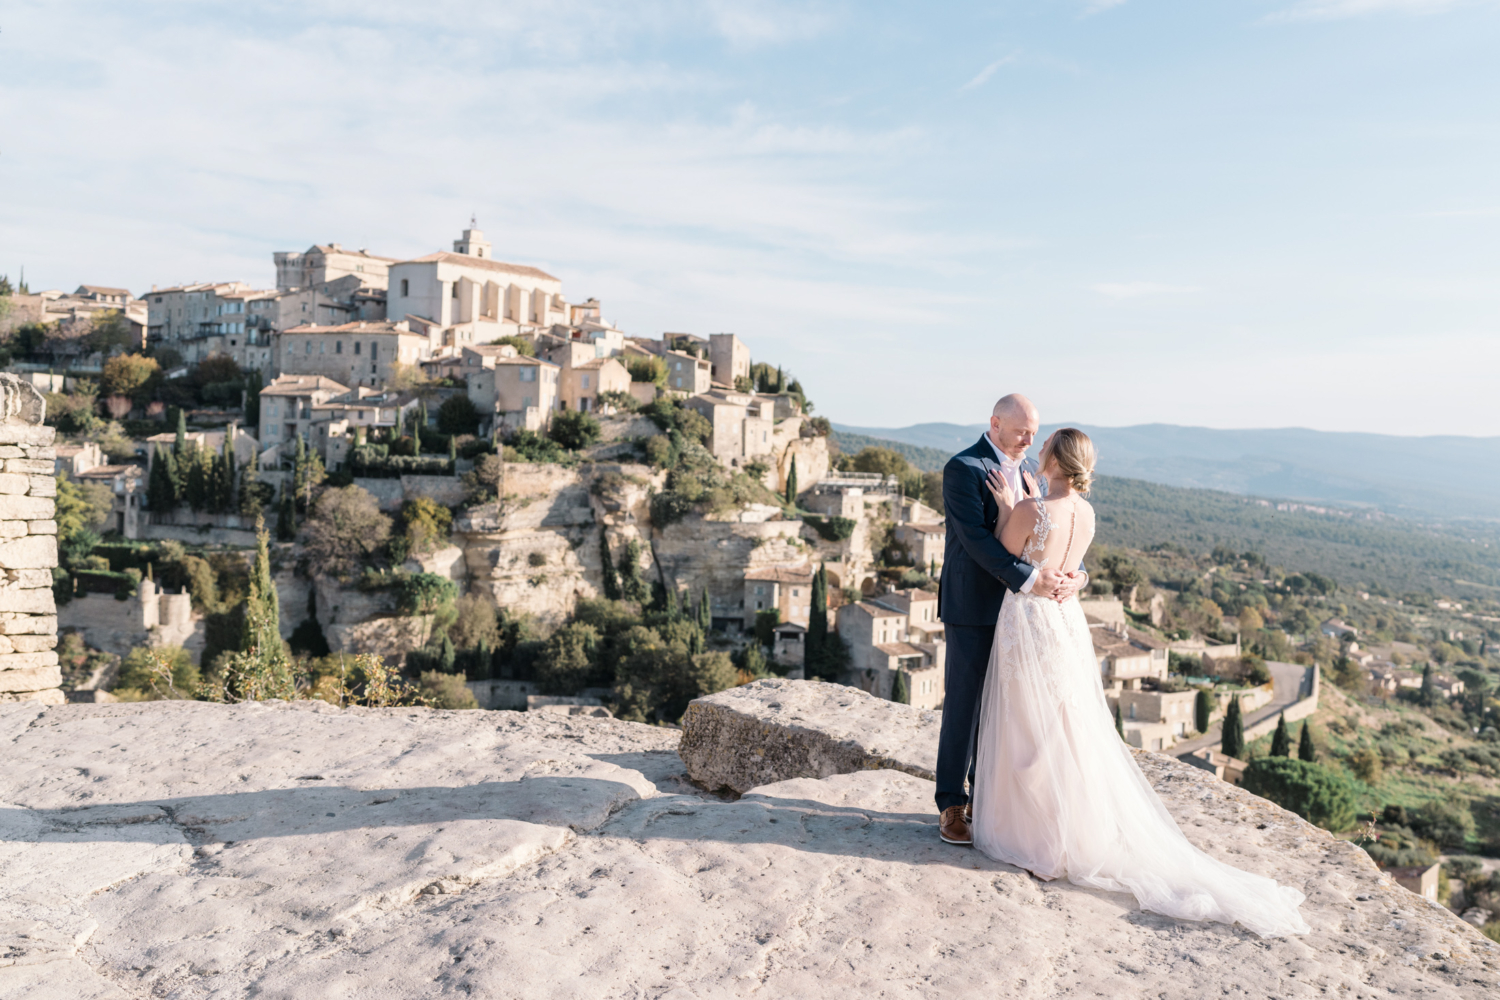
left=936, top=435, right=1085, bottom=627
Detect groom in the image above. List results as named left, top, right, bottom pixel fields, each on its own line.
left=935, top=393, right=1085, bottom=846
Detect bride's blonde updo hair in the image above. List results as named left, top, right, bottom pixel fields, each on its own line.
left=1039, top=428, right=1096, bottom=495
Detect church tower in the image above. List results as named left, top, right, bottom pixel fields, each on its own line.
left=453, top=216, right=492, bottom=259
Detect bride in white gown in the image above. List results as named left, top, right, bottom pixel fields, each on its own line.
left=969, top=428, right=1310, bottom=938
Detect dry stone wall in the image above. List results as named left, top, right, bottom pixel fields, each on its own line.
left=0, top=374, right=61, bottom=705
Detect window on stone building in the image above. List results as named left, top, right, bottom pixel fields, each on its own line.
left=354, top=341, right=361, bottom=355
left=401, top=279, right=409, bottom=296
left=335, top=341, right=342, bottom=354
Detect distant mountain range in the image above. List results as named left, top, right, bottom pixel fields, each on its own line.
left=830, top=422, right=1500, bottom=522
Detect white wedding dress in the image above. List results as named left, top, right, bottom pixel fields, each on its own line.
left=970, top=493, right=1310, bottom=938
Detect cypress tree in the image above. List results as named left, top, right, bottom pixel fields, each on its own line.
left=173, top=408, right=187, bottom=456
left=1419, top=662, right=1434, bottom=707
left=699, top=585, right=712, bottom=632
left=1221, top=695, right=1245, bottom=760
left=396, top=407, right=406, bottom=439
left=1194, top=688, right=1212, bottom=735
left=238, top=450, right=263, bottom=518
left=147, top=446, right=175, bottom=513
left=439, top=633, right=456, bottom=673
left=891, top=669, right=909, bottom=704
left=1115, top=701, right=1125, bottom=740
left=222, top=442, right=238, bottom=514
left=240, top=516, right=282, bottom=652
left=276, top=488, right=295, bottom=541
left=785, top=457, right=798, bottom=505
left=185, top=447, right=208, bottom=512
left=665, top=586, right=678, bottom=621
left=599, top=528, right=621, bottom=600
left=807, top=563, right=828, bottom=671
left=1298, top=720, right=1317, bottom=762
left=1270, top=712, right=1291, bottom=757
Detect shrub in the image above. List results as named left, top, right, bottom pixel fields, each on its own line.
left=535, top=622, right=600, bottom=695
left=303, top=486, right=393, bottom=576
left=806, top=515, right=856, bottom=541
left=418, top=670, right=479, bottom=710
left=394, top=572, right=458, bottom=616
left=1241, top=757, right=1358, bottom=832
left=549, top=410, right=602, bottom=451
left=1410, top=796, right=1476, bottom=850
left=114, top=646, right=199, bottom=700
left=1349, top=747, right=1383, bottom=784
left=650, top=490, right=694, bottom=527
left=505, top=429, right=568, bottom=464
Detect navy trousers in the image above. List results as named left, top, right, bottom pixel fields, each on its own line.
left=935, top=621, right=998, bottom=813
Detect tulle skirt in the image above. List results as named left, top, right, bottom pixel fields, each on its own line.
left=971, top=593, right=1311, bottom=938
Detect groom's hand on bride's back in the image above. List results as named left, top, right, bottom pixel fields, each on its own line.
left=1053, top=571, right=1086, bottom=603
left=1034, top=567, right=1085, bottom=602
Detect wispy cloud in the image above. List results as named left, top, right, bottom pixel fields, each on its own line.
left=1091, top=282, right=1198, bottom=299
left=1267, top=0, right=1473, bottom=23
left=959, top=56, right=1015, bottom=92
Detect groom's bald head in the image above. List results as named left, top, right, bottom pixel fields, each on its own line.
left=988, top=394, right=1038, bottom=461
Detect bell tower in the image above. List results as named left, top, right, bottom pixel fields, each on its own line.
left=453, top=216, right=492, bottom=259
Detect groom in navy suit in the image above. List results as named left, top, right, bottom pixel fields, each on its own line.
left=935, top=394, right=1085, bottom=845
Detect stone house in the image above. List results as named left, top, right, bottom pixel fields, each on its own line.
left=836, top=598, right=945, bottom=707
left=771, top=621, right=806, bottom=671
left=465, top=351, right=561, bottom=434
left=1387, top=863, right=1441, bottom=902
left=707, top=333, right=750, bottom=388
left=1091, top=620, right=1170, bottom=691
left=76, top=464, right=143, bottom=539
left=276, top=320, right=432, bottom=389
left=145, top=282, right=260, bottom=362
left=663, top=350, right=712, bottom=396
left=309, top=388, right=422, bottom=469
left=384, top=227, right=568, bottom=345
left=258, top=375, right=349, bottom=463
left=868, top=589, right=942, bottom=643
left=895, top=521, right=946, bottom=571
left=1111, top=687, right=1199, bottom=747
left=742, top=565, right=816, bottom=631
left=683, top=388, right=776, bottom=468
left=54, top=441, right=102, bottom=478
left=542, top=342, right=631, bottom=413
left=1184, top=748, right=1249, bottom=785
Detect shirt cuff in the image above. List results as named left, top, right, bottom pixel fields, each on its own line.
left=1018, top=565, right=1040, bottom=594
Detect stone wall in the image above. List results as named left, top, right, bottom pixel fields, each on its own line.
left=0, top=374, right=61, bottom=704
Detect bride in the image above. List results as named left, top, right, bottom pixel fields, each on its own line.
left=969, top=428, right=1310, bottom=938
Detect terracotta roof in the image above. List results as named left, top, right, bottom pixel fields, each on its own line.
left=850, top=601, right=904, bottom=619
left=874, top=642, right=929, bottom=659
left=281, top=321, right=417, bottom=335
left=259, top=375, right=349, bottom=396
left=79, top=465, right=141, bottom=478
left=744, top=566, right=815, bottom=584
left=394, top=252, right=559, bottom=282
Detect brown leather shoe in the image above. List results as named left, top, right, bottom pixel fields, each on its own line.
left=964, top=802, right=972, bottom=823
left=939, top=805, right=972, bottom=846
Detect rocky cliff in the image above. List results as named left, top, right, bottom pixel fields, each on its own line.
left=1, top=682, right=1494, bottom=998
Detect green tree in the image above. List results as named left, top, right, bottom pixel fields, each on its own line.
left=1241, top=757, right=1358, bottom=832
left=599, top=528, right=621, bottom=600
left=1115, top=701, right=1125, bottom=740
left=549, top=409, right=602, bottom=451
left=418, top=670, right=479, bottom=708
left=183, top=446, right=209, bottom=512
left=1221, top=695, right=1245, bottom=759
left=754, top=608, right=779, bottom=650
left=115, top=646, right=199, bottom=700
left=536, top=622, right=600, bottom=695
left=147, top=447, right=177, bottom=513
left=627, top=355, right=667, bottom=387
left=619, top=539, right=648, bottom=603
left=1419, top=662, right=1434, bottom=707
left=238, top=450, right=263, bottom=518
left=240, top=517, right=282, bottom=651
left=100, top=354, right=159, bottom=401
left=1298, top=720, right=1317, bottom=762
left=1270, top=712, right=1291, bottom=757
left=807, top=563, right=828, bottom=666
left=276, top=488, right=295, bottom=541
left=1194, top=688, right=1212, bottom=735
left=891, top=669, right=910, bottom=704
left=785, top=457, right=798, bottom=505
left=698, top=585, right=712, bottom=633
left=173, top=408, right=187, bottom=456
left=437, top=393, right=481, bottom=436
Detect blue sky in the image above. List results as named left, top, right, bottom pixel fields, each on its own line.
left=3, top=0, right=1498, bottom=435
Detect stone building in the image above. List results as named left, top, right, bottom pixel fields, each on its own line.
left=742, top=565, right=816, bottom=631
left=465, top=349, right=562, bottom=434
left=541, top=342, right=631, bottom=413
left=274, top=243, right=395, bottom=293
left=663, top=350, right=712, bottom=395
left=385, top=226, right=568, bottom=345
left=895, top=521, right=946, bottom=571
left=258, top=375, right=349, bottom=462
left=145, top=282, right=272, bottom=364
left=835, top=597, right=945, bottom=708
left=276, top=320, right=433, bottom=389
left=76, top=464, right=143, bottom=539
left=0, top=374, right=63, bottom=705
left=684, top=387, right=776, bottom=468
left=57, top=578, right=198, bottom=659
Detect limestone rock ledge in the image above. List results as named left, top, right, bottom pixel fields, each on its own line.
left=680, top=677, right=940, bottom=792
left=0, top=688, right=1497, bottom=999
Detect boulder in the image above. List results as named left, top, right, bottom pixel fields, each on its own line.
left=679, top=677, right=939, bottom=793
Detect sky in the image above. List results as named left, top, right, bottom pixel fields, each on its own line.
left=2, top=0, right=1498, bottom=436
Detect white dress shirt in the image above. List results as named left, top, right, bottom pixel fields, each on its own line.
left=984, top=433, right=1040, bottom=595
